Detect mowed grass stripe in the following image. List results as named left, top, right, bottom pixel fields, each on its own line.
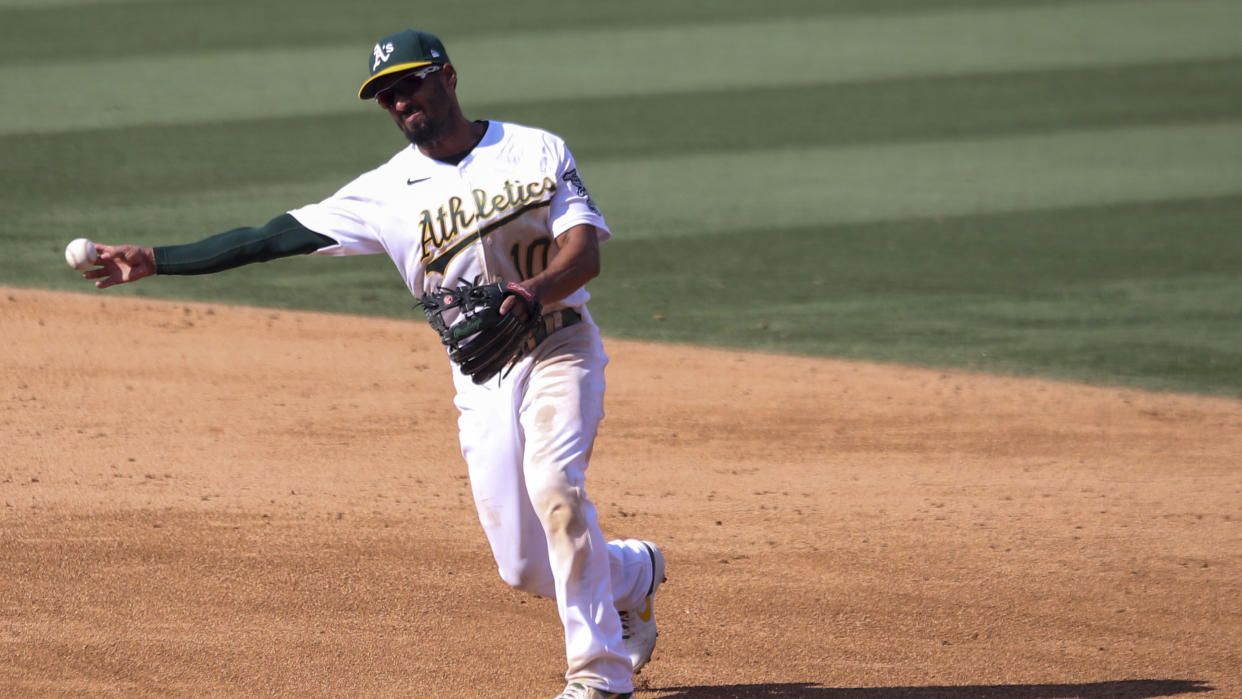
left=0, top=0, right=1078, bottom=62
left=9, top=58, right=1239, bottom=210
left=592, top=121, right=1242, bottom=239
left=3, top=0, right=1239, bottom=135
left=500, top=58, right=1242, bottom=159
left=588, top=195, right=1242, bottom=396
left=8, top=121, right=1240, bottom=253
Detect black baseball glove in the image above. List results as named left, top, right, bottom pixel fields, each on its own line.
left=419, top=278, right=542, bottom=384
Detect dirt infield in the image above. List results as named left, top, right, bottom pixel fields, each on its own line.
left=3, top=287, right=1239, bottom=698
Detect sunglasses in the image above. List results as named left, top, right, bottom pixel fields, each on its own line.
left=375, top=64, right=443, bottom=109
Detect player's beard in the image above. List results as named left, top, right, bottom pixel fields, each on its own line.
left=403, top=113, right=444, bottom=149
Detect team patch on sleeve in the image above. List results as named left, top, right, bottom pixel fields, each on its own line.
left=562, top=168, right=600, bottom=214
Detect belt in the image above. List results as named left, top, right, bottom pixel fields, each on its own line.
left=531, top=307, right=582, bottom=347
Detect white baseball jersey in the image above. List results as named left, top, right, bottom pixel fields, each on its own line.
left=287, top=120, right=610, bottom=314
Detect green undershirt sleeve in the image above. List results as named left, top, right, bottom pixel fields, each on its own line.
left=153, top=213, right=336, bottom=275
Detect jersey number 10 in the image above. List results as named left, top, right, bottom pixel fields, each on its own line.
left=509, top=239, right=551, bottom=281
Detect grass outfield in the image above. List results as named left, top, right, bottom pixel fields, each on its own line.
left=3, top=0, right=1241, bottom=396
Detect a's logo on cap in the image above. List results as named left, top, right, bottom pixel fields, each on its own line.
left=372, top=41, right=395, bottom=70
left=431, top=49, right=441, bottom=58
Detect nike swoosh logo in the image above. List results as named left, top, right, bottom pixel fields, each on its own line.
left=636, top=596, right=653, bottom=622
left=407, top=177, right=430, bottom=185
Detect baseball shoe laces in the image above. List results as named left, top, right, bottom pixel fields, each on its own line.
left=618, top=540, right=666, bottom=674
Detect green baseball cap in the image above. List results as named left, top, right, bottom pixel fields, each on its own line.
left=359, top=29, right=450, bottom=100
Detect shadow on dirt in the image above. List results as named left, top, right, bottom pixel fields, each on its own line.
left=649, top=679, right=1213, bottom=698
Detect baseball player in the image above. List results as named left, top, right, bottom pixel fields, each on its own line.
left=79, top=29, right=663, bottom=699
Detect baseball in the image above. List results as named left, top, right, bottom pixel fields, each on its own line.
left=65, top=238, right=99, bottom=270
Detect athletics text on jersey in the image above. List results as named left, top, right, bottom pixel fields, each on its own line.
left=287, top=121, right=608, bottom=316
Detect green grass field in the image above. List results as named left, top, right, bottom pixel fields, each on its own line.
left=3, top=0, right=1241, bottom=396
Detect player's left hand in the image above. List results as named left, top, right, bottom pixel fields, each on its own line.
left=83, top=244, right=157, bottom=288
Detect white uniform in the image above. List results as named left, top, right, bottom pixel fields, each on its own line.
left=288, top=120, right=654, bottom=693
